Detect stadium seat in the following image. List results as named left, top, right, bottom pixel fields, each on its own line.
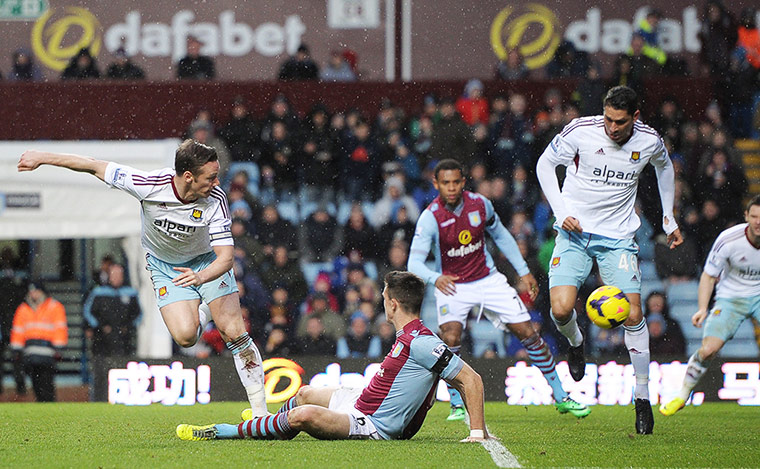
left=467, top=318, right=506, bottom=358
left=669, top=301, right=698, bottom=321
left=224, top=162, right=260, bottom=197
left=640, top=279, right=665, bottom=300
left=639, top=261, right=658, bottom=281
left=666, top=280, right=699, bottom=302
left=363, top=261, right=378, bottom=281
left=277, top=201, right=299, bottom=224
left=300, top=201, right=337, bottom=221
left=300, top=261, right=334, bottom=285
left=720, top=339, right=759, bottom=358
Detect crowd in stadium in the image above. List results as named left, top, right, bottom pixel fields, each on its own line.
left=1, top=2, right=760, bottom=391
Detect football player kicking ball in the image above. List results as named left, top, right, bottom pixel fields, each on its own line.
left=18, top=141, right=268, bottom=418
left=536, top=86, right=683, bottom=434
left=177, top=271, right=492, bottom=442
left=661, top=196, right=760, bottom=416
left=408, top=159, right=589, bottom=420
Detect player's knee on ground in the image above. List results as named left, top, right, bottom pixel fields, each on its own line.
left=286, top=405, right=316, bottom=430
left=295, top=385, right=315, bottom=405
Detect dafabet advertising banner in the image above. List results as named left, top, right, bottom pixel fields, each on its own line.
left=0, top=0, right=756, bottom=80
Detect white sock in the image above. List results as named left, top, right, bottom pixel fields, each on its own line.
left=678, top=351, right=709, bottom=401
left=624, top=320, right=650, bottom=400
left=551, top=309, right=584, bottom=347
left=197, top=302, right=212, bottom=341
left=228, top=334, right=267, bottom=417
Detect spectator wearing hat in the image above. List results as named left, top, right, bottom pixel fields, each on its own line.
left=177, top=36, right=215, bottom=80
left=456, top=79, right=489, bottom=126
left=8, top=48, right=43, bottom=81
left=337, top=312, right=381, bottom=358
left=106, top=48, right=145, bottom=80
left=371, top=176, right=420, bottom=229
left=342, top=203, right=380, bottom=261
left=10, top=281, right=68, bottom=402
left=219, top=96, right=260, bottom=166
left=278, top=44, right=319, bottom=81
left=301, top=207, right=342, bottom=263
left=61, top=47, right=100, bottom=80
left=429, top=98, right=476, bottom=167
left=320, top=50, right=357, bottom=82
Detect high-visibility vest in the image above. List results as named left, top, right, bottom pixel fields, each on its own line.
left=10, top=297, right=68, bottom=357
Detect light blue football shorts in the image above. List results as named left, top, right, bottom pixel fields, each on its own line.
left=703, top=296, right=760, bottom=342
left=548, top=228, right=641, bottom=294
left=146, top=251, right=238, bottom=308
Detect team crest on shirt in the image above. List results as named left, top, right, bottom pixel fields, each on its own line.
left=391, top=342, right=404, bottom=358
left=551, top=257, right=561, bottom=268
left=630, top=151, right=641, bottom=162
left=190, top=209, right=203, bottom=221
left=158, top=286, right=168, bottom=298
left=468, top=211, right=481, bottom=227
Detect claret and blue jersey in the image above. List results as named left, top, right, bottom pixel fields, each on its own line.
left=355, top=318, right=463, bottom=439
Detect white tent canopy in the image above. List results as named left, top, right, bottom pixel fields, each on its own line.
left=0, top=140, right=181, bottom=358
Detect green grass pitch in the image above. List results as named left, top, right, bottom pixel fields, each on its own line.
left=0, top=401, right=757, bottom=468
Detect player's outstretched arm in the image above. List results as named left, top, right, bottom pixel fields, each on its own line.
left=692, top=271, right=717, bottom=328
left=18, top=150, right=108, bottom=181
left=448, top=362, right=490, bottom=442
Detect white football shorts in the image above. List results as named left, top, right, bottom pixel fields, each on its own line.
left=328, top=387, right=382, bottom=440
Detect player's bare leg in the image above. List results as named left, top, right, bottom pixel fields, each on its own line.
left=439, top=321, right=466, bottom=420
left=180, top=404, right=352, bottom=441
left=549, top=285, right=586, bottom=381
left=295, top=385, right=337, bottom=408
left=209, top=293, right=268, bottom=418
left=620, top=293, right=653, bottom=434
left=159, top=299, right=202, bottom=347
left=506, top=320, right=589, bottom=418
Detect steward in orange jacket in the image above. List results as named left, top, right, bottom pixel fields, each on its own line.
left=10, top=281, right=67, bottom=401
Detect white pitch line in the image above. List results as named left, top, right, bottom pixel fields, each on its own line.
left=480, top=435, right=521, bottom=468
left=463, top=411, right=521, bottom=468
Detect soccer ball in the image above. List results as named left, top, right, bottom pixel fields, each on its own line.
left=586, top=286, right=630, bottom=329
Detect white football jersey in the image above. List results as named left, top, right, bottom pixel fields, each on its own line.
left=704, top=223, right=760, bottom=298
left=537, top=116, right=676, bottom=239
left=103, top=162, right=233, bottom=264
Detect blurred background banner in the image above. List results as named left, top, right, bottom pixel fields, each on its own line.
left=91, top=355, right=760, bottom=405
left=1, top=0, right=753, bottom=81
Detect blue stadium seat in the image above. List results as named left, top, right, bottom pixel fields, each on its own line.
left=277, top=201, right=299, bottom=224
left=420, top=282, right=438, bottom=328
left=666, top=281, right=699, bottom=302
left=639, top=261, right=658, bottom=281
left=363, top=261, right=378, bottom=281
left=720, top=339, right=759, bottom=358
left=467, top=317, right=507, bottom=358
left=300, top=201, right=337, bottom=221
left=224, top=162, right=260, bottom=197
left=669, top=301, right=698, bottom=321
left=640, top=279, right=665, bottom=300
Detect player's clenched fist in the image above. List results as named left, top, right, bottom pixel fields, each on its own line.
left=18, top=150, right=45, bottom=172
